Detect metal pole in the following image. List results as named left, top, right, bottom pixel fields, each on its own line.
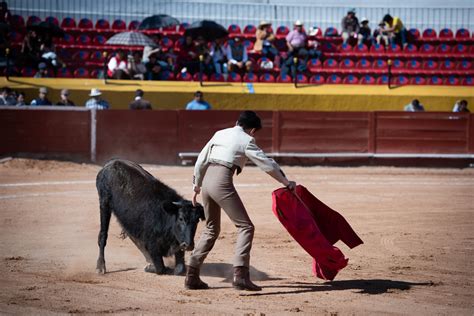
left=293, top=57, right=298, bottom=88
left=5, top=48, right=10, bottom=81
left=387, top=59, right=392, bottom=89
left=103, top=51, right=108, bottom=84
left=199, top=54, right=204, bottom=87
left=90, top=108, right=97, bottom=163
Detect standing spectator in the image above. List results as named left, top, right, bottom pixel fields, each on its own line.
left=357, top=18, right=372, bottom=45
left=383, top=14, right=408, bottom=48
left=286, top=20, right=307, bottom=56
left=129, top=89, right=152, bottom=110
left=226, top=37, right=252, bottom=74
left=107, top=50, right=130, bottom=79
left=341, top=9, right=360, bottom=45
left=0, top=86, right=15, bottom=105
left=16, top=92, right=26, bottom=106
left=85, top=88, right=109, bottom=110
left=186, top=91, right=211, bottom=110
left=254, top=21, right=278, bottom=62
left=128, top=51, right=147, bottom=80
left=452, top=100, right=469, bottom=113
left=34, top=62, right=49, bottom=78
left=404, top=99, right=424, bottom=112
left=374, top=20, right=390, bottom=47
left=56, top=89, right=75, bottom=106
left=0, top=2, right=11, bottom=24
left=210, top=38, right=228, bottom=76
left=30, top=87, right=52, bottom=106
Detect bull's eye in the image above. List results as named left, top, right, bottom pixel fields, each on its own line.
left=178, top=216, right=185, bottom=223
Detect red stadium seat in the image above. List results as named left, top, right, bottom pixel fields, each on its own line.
left=360, top=75, right=376, bottom=84
left=78, top=18, right=93, bottom=29
left=354, top=43, right=368, bottom=54
left=439, top=28, right=453, bottom=39
left=92, top=35, right=107, bottom=45
left=393, top=75, right=409, bottom=85
left=406, top=59, right=421, bottom=71
left=410, top=76, right=427, bottom=85
left=339, top=58, right=355, bottom=69
left=21, top=66, right=36, bottom=77
left=112, top=19, right=127, bottom=31
left=408, top=28, right=420, bottom=40
left=436, top=43, right=452, bottom=56
left=457, top=60, right=473, bottom=72
left=307, top=58, right=322, bottom=72
left=57, top=67, right=73, bottom=78
left=160, top=71, right=175, bottom=80
left=243, top=24, right=257, bottom=38
left=228, top=72, right=242, bottom=82
left=90, top=69, right=105, bottom=79
left=373, top=59, right=388, bottom=70
left=73, top=50, right=90, bottom=62
left=309, top=74, right=325, bottom=84
left=276, top=25, right=290, bottom=39
left=369, top=43, right=385, bottom=55
left=243, top=39, right=254, bottom=51
left=461, top=77, right=474, bottom=86
left=422, top=60, right=438, bottom=72
left=243, top=72, right=258, bottom=82
left=228, top=24, right=242, bottom=36
left=340, top=43, right=352, bottom=53
left=61, top=17, right=77, bottom=30
left=445, top=76, right=460, bottom=85
left=128, top=20, right=140, bottom=31
left=324, top=27, right=339, bottom=37
left=295, top=73, right=308, bottom=83
left=74, top=67, right=90, bottom=78
left=9, top=31, right=24, bottom=43
left=59, top=33, right=75, bottom=46
left=356, top=58, right=372, bottom=69
left=26, top=15, right=41, bottom=27
left=210, top=73, right=226, bottom=82
left=343, top=74, right=359, bottom=84
left=419, top=43, right=435, bottom=54
left=440, top=59, right=455, bottom=70
left=326, top=74, right=342, bottom=84
left=323, top=58, right=338, bottom=69
left=404, top=43, right=418, bottom=55
left=455, top=28, right=470, bottom=40
left=427, top=76, right=443, bottom=85
left=95, top=19, right=110, bottom=30
left=90, top=50, right=106, bottom=63
left=193, top=73, right=208, bottom=81
left=161, top=37, right=174, bottom=50
left=321, top=42, right=338, bottom=53
left=422, top=28, right=437, bottom=40
left=387, top=43, right=402, bottom=54
left=277, top=73, right=292, bottom=83
left=76, top=34, right=92, bottom=47
left=453, top=44, right=468, bottom=55
left=391, top=59, right=404, bottom=69
left=45, top=16, right=59, bottom=26
left=10, top=15, right=25, bottom=29
left=376, top=75, right=389, bottom=85
left=176, top=71, right=192, bottom=81
left=259, top=73, right=275, bottom=83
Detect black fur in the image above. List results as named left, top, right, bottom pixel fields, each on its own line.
left=95, top=159, right=204, bottom=275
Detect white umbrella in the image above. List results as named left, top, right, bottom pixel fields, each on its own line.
left=106, top=31, right=156, bottom=47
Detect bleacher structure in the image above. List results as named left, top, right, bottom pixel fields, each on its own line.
left=5, top=14, right=474, bottom=85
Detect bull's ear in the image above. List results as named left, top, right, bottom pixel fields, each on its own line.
left=162, top=200, right=179, bottom=214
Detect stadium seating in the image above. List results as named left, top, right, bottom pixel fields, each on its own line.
left=410, top=76, right=427, bottom=85
left=95, top=19, right=110, bottom=31
left=445, top=76, right=460, bottom=85
left=45, top=16, right=59, bottom=26
left=228, top=24, right=242, bottom=37
left=428, top=76, right=444, bottom=85
left=259, top=73, right=275, bottom=83
left=326, top=74, right=342, bottom=84
left=176, top=71, right=192, bottom=81
left=57, top=67, right=73, bottom=78
left=307, top=58, right=322, bottom=72
left=393, top=75, right=409, bottom=85
left=422, top=28, right=437, bottom=41
left=193, top=73, right=208, bottom=81
left=277, top=74, right=292, bottom=83
left=10, top=14, right=25, bottom=29
left=210, top=73, right=226, bottom=82
left=376, top=75, right=389, bottom=85
left=324, top=27, right=339, bottom=37
left=439, top=28, right=454, bottom=39
left=276, top=26, right=289, bottom=39
left=128, top=20, right=140, bottom=30
left=61, top=17, right=77, bottom=30
left=228, top=72, right=242, bottom=82
left=112, top=19, right=127, bottom=31
left=360, top=75, right=376, bottom=84
left=74, top=67, right=90, bottom=78
left=243, top=25, right=256, bottom=39
left=343, top=74, right=359, bottom=84
left=243, top=72, right=258, bottom=82
left=26, top=15, right=41, bottom=26
left=295, top=73, right=308, bottom=84
left=78, top=18, right=93, bottom=30
left=309, top=74, right=325, bottom=84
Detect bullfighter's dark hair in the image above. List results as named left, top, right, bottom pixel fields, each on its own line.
left=237, top=111, right=262, bottom=130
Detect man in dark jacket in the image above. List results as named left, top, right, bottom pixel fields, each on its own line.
left=129, top=89, right=152, bottom=110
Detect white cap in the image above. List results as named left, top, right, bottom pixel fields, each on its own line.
left=294, top=20, right=303, bottom=26
left=361, top=17, right=369, bottom=23
left=89, top=88, right=102, bottom=97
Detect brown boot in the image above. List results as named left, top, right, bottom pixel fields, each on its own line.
left=184, top=265, right=209, bottom=290
left=232, top=266, right=262, bottom=291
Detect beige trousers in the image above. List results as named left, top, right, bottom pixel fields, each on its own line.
left=188, top=164, right=254, bottom=268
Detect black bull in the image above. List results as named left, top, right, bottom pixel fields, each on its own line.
left=95, top=159, right=204, bottom=275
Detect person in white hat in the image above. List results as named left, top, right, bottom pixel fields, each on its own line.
left=286, top=20, right=307, bottom=54
left=84, top=88, right=110, bottom=110
left=357, top=18, right=372, bottom=45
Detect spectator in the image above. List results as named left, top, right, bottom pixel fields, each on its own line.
left=56, top=89, right=75, bottom=106
left=374, top=20, right=390, bottom=47
left=357, top=18, right=372, bottom=45
left=383, top=14, right=408, bottom=48
left=254, top=20, right=278, bottom=62
left=20, top=30, right=42, bottom=67
left=129, top=51, right=147, bottom=80
left=107, top=50, right=130, bottom=79
left=40, top=43, right=65, bottom=76
left=142, top=34, right=162, bottom=64
left=34, top=62, right=49, bottom=78
left=30, top=87, right=52, bottom=106
left=177, top=35, right=199, bottom=74
left=226, top=37, right=252, bottom=74
left=129, top=89, right=152, bottom=110
left=85, top=88, right=109, bottom=110
left=341, top=9, right=359, bottom=45
left=195, top=36, right=213, bottom=76
left=280, top=48, right=308, bottom=78
left=0, top=1, right=11, bottom=24
left=404, top=99, right=424, bottom=112
left=0, top=86, right=15, bottom=105
left=16, top=92, right=26, bottom=106
left=209, top=37, right=228, bottom=76
left=286, top=20, right=307, bottom=56
left=145, top=52, right=169, bottom=80
left=186, top=91, right=211, bottom=110
left=452, top=100, right=469, bottom=113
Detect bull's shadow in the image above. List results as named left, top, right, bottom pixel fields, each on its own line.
left=241, top=279, right=435, bottom=296
left=200, top=263, right=282, bottom=283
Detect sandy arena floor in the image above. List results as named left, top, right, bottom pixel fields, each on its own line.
left=0, top=159, right=473, bottom=315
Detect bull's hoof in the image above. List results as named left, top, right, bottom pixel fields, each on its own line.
left=174, top=263, right=186, bottom=276
left=144, top=264, right=157, bottom=273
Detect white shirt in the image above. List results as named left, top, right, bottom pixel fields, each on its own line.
left=107, top=57, right=127, bottom=72
left=193, top=125, right=288, bottom=188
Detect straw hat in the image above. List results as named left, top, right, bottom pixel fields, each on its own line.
left=89, top=88, right=102, bottom=97
left=259, top=20, right=271, bottom=27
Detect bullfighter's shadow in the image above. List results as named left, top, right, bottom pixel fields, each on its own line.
left=240, top=279, right=435, bottom=296
left=200, top=263, right=282, bottom=283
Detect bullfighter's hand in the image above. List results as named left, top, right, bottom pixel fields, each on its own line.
left=192, top=186, right=201, bottom=206
left=286, top=181, right=296, bottom=191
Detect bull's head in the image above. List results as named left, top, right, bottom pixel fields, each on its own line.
left=162, top=200, right=205, bottom=251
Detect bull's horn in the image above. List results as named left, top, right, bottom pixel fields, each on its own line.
left=172, top=201, right=183, bottom=206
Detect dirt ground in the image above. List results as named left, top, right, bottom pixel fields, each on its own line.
left=0, top=158, right=473, bottom=315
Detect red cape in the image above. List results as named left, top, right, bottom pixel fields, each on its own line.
left=272, top=185, right=363, bottom=280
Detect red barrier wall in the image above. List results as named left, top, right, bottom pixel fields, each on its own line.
left=0, top=109, right=91, bottom=160
left=1, top=109, right=473, bottom=165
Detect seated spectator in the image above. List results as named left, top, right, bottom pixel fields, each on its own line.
left=374, top=20, right=390, bottom=47
left=145, top=52, right=170, bottom=80
left=85, top=88, right=109, bottom=110
left=209, top=37, right=228, bottom=75
left=226, top=37, right=252, bottom=74
left=254, top=20, right=279, bottom=62
left=358, top=18, right=372, bottom=45
left=16, top=92, right=26, bottom=106
left=280, top=48, right=308, bottom=78
left=129, top=89, right=152, bottom=110
left=341, top=9, right=360, bottom=45
left=195, top=36, right=213, bottom=76
left=30, top=87, right=52, bottom=106
left=452, top=100, right=469, bottom=113
left=383, top=14, right=408, bottom=48
left=129, top=51, right=147, bottom=80
left=404, top=99, right=424, bottom=112
left=286, top=20, right=307, bottom=57
left=34, top=62, right=49, bottom=78
left=0, top=86, right=16, bottom=105
left=186, top=91, right=211, bottom=110
left=107, top=50, right=130, bottom=79
left=56, top=89, right=75, bottom=106
left=177, top=35, right=199, bottom=74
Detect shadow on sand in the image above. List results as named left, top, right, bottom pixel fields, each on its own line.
left=200, top=263, right=282, bottom=283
